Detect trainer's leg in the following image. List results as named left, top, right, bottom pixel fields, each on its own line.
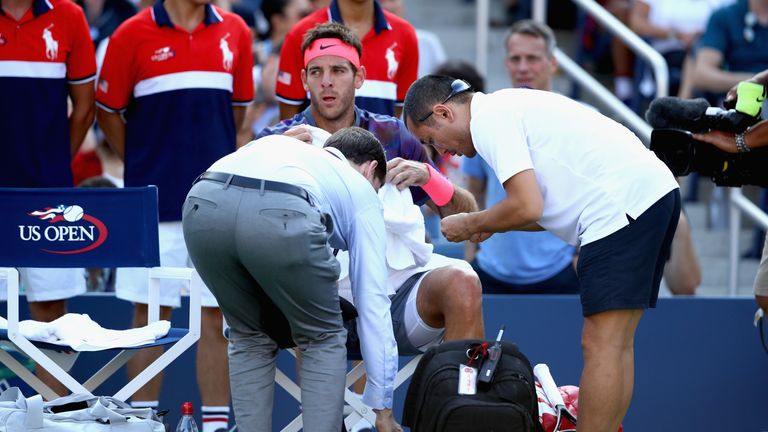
left=416, top=266, right=484, bottom=340
left=126, top=303, right=173, bottom=402
left=577, top=308, right=643, bottom=432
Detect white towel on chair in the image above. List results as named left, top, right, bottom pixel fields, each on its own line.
left=0, top=317, right=57, bottom=343
left=0, top=314, right=170, bottom=351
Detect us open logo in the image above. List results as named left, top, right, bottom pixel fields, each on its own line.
left=20, top=204, right=108, bottom=254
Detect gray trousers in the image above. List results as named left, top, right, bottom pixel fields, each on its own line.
left=182, top=179, right=345, bottom=432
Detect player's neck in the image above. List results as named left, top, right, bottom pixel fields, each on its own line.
left=312, top=108, right=356, bottom=135
left=164, top=0, right=206, bottom=33
left=1, top=0, right=33, bottom=21
left=336, top=0, right=373, bottom=40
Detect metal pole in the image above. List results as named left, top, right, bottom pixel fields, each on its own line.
left=729, top=188, right=742, bottom=296
left=476, top=0, right=489, bottom=77
left=533, top=0, right=547, bottom=23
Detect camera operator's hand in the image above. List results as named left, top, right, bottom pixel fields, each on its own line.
left=693, top=130, right=739, bottom=153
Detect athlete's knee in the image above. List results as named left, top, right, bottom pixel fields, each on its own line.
left=442, top=267, right=482, bottom=312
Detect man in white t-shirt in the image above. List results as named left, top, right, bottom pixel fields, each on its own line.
left=403, top=76, right=681, bottom=432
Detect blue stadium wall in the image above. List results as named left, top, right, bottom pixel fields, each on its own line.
left=8, top=294, right=767, bottom=431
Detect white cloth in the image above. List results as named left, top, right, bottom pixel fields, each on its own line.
left=0, top=314, right=170, bottom=352
left=212, top=135, right=396, bottom=410
left=379, top=184, right=433, bottom=271
left=337, top=184, right=434, bottom=299
left=470, top=89, right=679, bottom=246
left=305, top=124, right=332, bottom=148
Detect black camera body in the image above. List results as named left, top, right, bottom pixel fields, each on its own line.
left=647, top=97, right=766, bottom=187
left=650, top=128, right=768, bottom=187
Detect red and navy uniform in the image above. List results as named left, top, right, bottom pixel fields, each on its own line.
left=96, top=1, right=254, bottom=222
left=0, top=0, right=96, bottom=187
left=276, top=0, right=418, bottom=116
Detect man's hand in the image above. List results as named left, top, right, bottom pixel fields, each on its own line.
left=440, top=213, right=475, bottom=242
left=374, top=408, right=403, bottom=432
left=386, top=157, right=430, bottom=190
left=470, top=232, right=493, bottom=243
left=283, top=125, right=312, bottom=144
left=693, top=130, right=738, bottom=153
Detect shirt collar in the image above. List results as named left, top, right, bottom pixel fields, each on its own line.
left=301, top=105, right=363, bottom=128
left=328, top=0, right=390, bottom=35
left=32, top=0, right=53, bottom=17
left=151, top=1, right=223, bottom=28
left=0, top=0, right=52, bottom=18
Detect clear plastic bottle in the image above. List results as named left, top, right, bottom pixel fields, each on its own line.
left=175, top=402, right=199, bottom=432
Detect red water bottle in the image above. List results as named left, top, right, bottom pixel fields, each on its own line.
left=175, top=402, right=199, bottom=432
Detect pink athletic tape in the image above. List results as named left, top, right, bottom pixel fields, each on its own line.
left=422, top=163, right=455, bottom=206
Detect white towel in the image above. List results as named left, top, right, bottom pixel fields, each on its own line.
left=337, top=184, right=434, bottom=301
left=0, top=317, right=57, bottom=343
left=379, top=184, right=433, bottom=270
left=0, top=314, right=170, bottom=351
left=305, top=125, right=332, bottom=148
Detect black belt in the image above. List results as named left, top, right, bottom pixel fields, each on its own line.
left=194, top=171, right=310, bottom=203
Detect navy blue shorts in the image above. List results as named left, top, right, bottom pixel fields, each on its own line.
left=577, top=190, right=681, bottom=316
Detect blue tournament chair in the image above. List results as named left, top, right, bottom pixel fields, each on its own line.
left=0, top=186, right=200, bottom=401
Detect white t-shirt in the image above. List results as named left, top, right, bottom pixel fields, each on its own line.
left=639, top=0, right=733, bottom=52
left=470, top=89, right=679, bottom=246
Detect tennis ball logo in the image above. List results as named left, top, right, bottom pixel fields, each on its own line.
left=63, top=205, right=84, bottom=222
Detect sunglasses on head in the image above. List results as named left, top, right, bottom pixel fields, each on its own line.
left=418, top=79, right=472, bottom=122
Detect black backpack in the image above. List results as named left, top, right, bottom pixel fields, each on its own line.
left=402, top=339, right=543, bottom=432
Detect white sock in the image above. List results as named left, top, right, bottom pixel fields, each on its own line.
left=202, top=405, right=230, bottom=432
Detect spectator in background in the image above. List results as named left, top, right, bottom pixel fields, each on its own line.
left=629, top=0, right=729, bottom=100
left=76, top=0, right=136, bottom=48
left=694, top=0, right=768, bottom=258
left=276, top=0, right=419, bottom=119
left=95, top=0, right=254, bottom=429
left=380, top=0, right=446, bottom=77
left=0, top=0, right=96, bottom=395
left=463, top=20, right=580, bottom=294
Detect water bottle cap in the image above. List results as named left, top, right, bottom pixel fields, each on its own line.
left=181, top=402, right=194, bottom=415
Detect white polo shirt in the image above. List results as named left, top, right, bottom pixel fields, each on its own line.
left=470, top=89, right=679, bottom=246
left=209, top=135, right=397, bottom=410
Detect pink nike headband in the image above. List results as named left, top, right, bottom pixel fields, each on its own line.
left=303, top=38, right=361, bottom=69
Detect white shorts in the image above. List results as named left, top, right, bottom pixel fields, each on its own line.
left=400, top=270, right=444, bottom=352
left=0, top=267, right=86, bottom=302
left=115, top=221, right=218, bottom=308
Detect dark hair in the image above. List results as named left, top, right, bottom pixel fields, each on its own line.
left=78, top=176, right=117, bottom=188
left=259, top=0, right=290, bottom=40
left=325, top=127, right=387, bottom=184
left=301, top=22, right=363, bottom=60
left=434, top=60, right=486, bottom=93
left=403, top=74, right=473, bottom=127
left=505, top=19, right=557, bottom=57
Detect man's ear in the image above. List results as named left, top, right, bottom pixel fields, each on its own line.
left=301, top=68, right=308, bottom=91
left=433, top=104, right=453, bottom=121
left=354, top=65, right=366, bottom=90
left=363, top=159, right=378, bottom=181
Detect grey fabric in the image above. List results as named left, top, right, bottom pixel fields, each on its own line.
left=346, top=271, right=427, bottom=357
left=182, top=180, right=345, bottom=432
